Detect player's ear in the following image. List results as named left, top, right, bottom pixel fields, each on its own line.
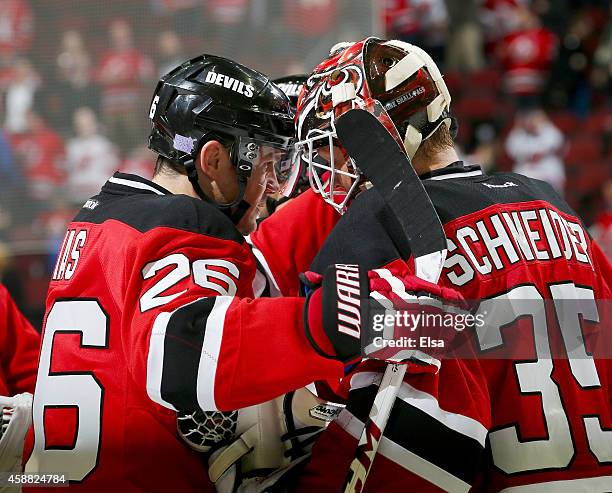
left=198, top=140, right=226, bottom=180
left=196, top=140, right=222, bottom=181
left=197, top=141, right=237, bottom=202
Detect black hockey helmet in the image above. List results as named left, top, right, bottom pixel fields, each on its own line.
left=273, top=74, right=308, bottom=111
left=148, top=54, right=300, bottom=219
left=273, top=74, right=310, bottom=197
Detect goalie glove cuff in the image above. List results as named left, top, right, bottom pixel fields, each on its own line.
left=303, top=264, right=368, bottom=363
left=304, top=287, right=335, bottom=359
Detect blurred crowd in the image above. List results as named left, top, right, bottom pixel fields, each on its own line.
left=0, top=0, right=610, bottom=325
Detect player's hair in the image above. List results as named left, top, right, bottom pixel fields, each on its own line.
left=153, top=156, right=187, bottom=177
left=414, top=123, right=454, bottom=162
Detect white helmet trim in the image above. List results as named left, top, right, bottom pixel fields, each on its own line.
left=328, top=41, right=356, bottom=56
left=385, top=52, right=425, bottom=91
left=386, top=40, right=451, bottom=109
left=403, top=124, right=423, bottom=160
left=331, top=82, right=357, bottom=107
left=427, top=93, right=447, bottom=123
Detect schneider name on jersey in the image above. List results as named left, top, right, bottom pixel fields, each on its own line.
left=297, top=162, right=612, bottom=493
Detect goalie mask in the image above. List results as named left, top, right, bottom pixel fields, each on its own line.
left=295, top=37, right=452, bottom=213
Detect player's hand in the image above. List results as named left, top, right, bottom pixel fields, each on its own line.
left=303, top=264, right=367, bottom=363
left=303, top=265, right=467, bottom=364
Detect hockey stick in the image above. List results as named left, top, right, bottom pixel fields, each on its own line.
left=335, top=108, right=447, bottom=493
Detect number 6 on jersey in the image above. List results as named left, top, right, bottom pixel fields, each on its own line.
left=26, top=300, right=108, bottom=481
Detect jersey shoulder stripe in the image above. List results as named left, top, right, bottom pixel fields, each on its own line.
left=424, top=171, right=576, bottom=225
left=73, top=175, right=243, bottom=244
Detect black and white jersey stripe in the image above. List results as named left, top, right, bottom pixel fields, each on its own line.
left=146, top=296, right=232, bottom=412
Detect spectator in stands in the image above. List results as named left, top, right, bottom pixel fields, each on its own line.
left=0, top=130, right=25, bottom=243
left=3, top=57, right=39, bottom=134
left=480, top=0, right=528, bottom=48
left=591, top=179, right=612, bottom=260
left=463, top=122, right=498, bottom=172
left=65, top=107, right=119, bottom=205
left=505, top=106, right=566, bottom=194
left=0, top=0, right=33, bottom=62
left=157, top=30, right=185, bottom=77
left=31, top=197, right=75, bottom=273
left=0, top=242, right=24, bottom=313
left=57, top=30, right=91, bottom=90
left=0, top=207, right=10, bottom=244
left=444, top=0, right=484, bottom=72
left=384, top=0, right=448, bottom=65
left=206, top=0, right=249, bottom=60
left=497, top=6, right=557, bottom=103
left=9, top=110, right=65, bottom=201
left=546, top=10, right=597, bottom=115
left=95, top=18, right=154, bottom=153
left=0, top=2, right=32, bottom=157
left=591, top=9, right=611, bottom=104
left=54, top=30, right=98, bottom=132
left=149, top=0, right=202, bottom=36
left=530, top=0, right=571, bottom=37
left=0, top=130, right=21, bottom=198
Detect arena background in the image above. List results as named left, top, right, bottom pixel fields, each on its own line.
left=0, top=0, right=609, bottom=327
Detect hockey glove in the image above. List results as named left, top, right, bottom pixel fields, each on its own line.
left=303, top=264, right=369, bottom=363
left=303, top=265, right=467, bottom=364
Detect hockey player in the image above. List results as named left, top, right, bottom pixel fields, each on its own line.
left=21, top=55, right=456, bottom=492
left=293, top=38, right=612, bottom=492
left=0, top=283, right=39, bottom=397
left=0, top=283, right=38, bottom=477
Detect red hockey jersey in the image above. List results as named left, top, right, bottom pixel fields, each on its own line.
left=95, top=49, right=154, bottom=113
left=0, top=283, right=40, bottom=396
left=296, top=162, right=612, bottom=492
left=499, top=27, right=557, bottom=96
left=23, top=172, right=344, bottom=492
left=0, top=0, right=32, bottom=57
left=248, top=183, right=341, bottom=298
left=437, top=166, right=612, bottom=491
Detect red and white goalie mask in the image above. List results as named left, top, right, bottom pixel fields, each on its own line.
left=295, top=37, right=452, bottom=213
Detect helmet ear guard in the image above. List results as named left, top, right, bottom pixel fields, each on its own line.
left=182, top=134, right=259, bottom=224
left=233, top=137, right=255, bottom=178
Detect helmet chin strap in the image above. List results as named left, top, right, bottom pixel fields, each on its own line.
left=184, top=159, right=252, bottom=225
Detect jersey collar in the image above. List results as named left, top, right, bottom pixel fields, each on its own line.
left=420, top=161, right=484, bottom=181
left=103, top=172, right=171, bottom=196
